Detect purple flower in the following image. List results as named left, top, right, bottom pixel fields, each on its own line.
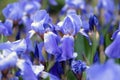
left=16, top=59, right=37, bottom=80
left=0, top=19, right=13, bottom=36
left=61, top=0, right=85, bottom=13
left=103, top=10, right=114, bottom=24
left=34, top=42, right=45, bottom=62
left=0, top=52, right=18, bottom=70
left=57, top=35, right=74, bottom=61
left=97, top=0, right=115, bottom=12
left=111, top=30, right=120, bottom=40
left=71, top=60, right=87, bottom=74
left=57, top=13, right=82, bottom=35
left=97, top=0, right=115, bottom=24
left=89, top=14, right=99, bottom=31
left=87, top=59, right=120, bottom=80
left=0, top=39, right=27, bottom=54
left=22, top=16, right=33, bottom=33
left=105, top=30, right=120, bottom=58
left=44, top=31, right=60, bottom=55
left=19, top=0, right=41, bottom=15
left=2, top=2, right=23, bottom=21
left=31, top=10, right=53, bottom=34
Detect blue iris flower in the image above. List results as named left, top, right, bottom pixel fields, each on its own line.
left=17, top=59, right=59, bottom=80
left=44, top=31, right=60, bottom=55
left=16, top=59, right=37, bottom=80
left=57, top=13, right=82, bottom=35
left=65, top=0, right=85, bottom=9
left=0, top=19, right=13, bottom=36
left=97, top=0, right=115, bottom=24
left=0, top=52, right=18, bottom=70
left=71, top=60, right=87, bottom=74
left=61, top=0, right=85, bottom=14
left=89, top=14, right=100, bottom=31
left=105, top=30, right=120, bottom=58
left=22, top=16, right=33, bottom=33
left=103, top=10, right=114, bottom=24
left=57, top=35, right=74, bottom=61
left=0, top=39, right=27, bottom=54
left=87, top=59, right=120, bottom=80
left=19, top=0, right=41, bottom=15
left=97, top=0, right=115, bottom=12
left=2, top=2, right=23, bottom=21
left=31, top=10, right=53, bottom=34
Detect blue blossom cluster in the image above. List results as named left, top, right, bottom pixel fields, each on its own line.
left=0, top=0, right=120, bottom=80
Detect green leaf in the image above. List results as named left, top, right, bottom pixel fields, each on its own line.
left=74, top=33, right=91, bottom=61
left=67, top=70, right=76, bottom=80
left=74, top=34, right=85, bottom=60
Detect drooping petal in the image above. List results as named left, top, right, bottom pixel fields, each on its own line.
left=2, top=2, right=23, bottom=20
left=4, top=19, right=13, bottom=36
left=16, top=59, right=37, bottom=80
left=0, top=22, right=7, bottom=35
left=0, top=52, right=18, bottom=70
left=87, top=59, right=120, bottom=80
left=0, top=19, right=13, bottom=36
left=44, top=31, right=60, bottom=55
left=10, top=39, right=27, bottom=54
left=31, top=10, right=52, bottom=34
left=105, top=31, right=120, bottom=58
left=0, top=39, right=27, bottom=54
left=58, top=35, right=74, bottom=61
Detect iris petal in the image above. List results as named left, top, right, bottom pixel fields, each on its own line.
left=0, top=52, right=18, bottom=70
left=58, top=35, right=74, bottom=61
left=44, top=31, right=60, bottom=55
left=105, top=32, right=120, bottom=58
